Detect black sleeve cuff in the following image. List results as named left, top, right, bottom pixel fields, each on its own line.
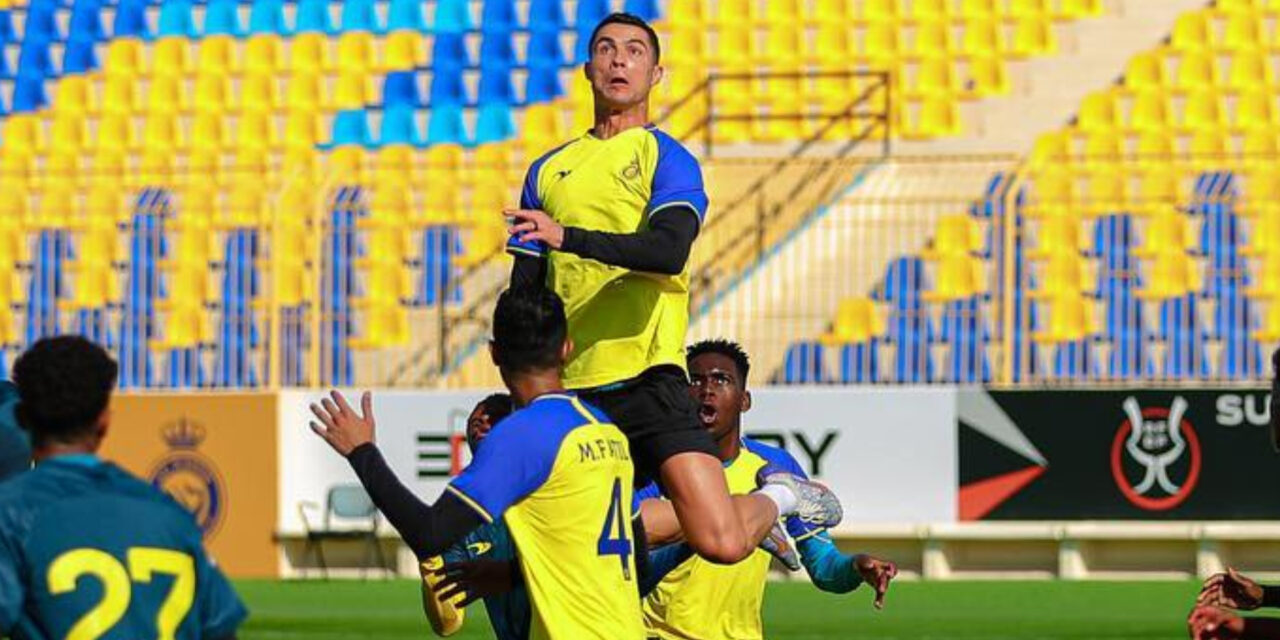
left=561, top=226, right=585, bottom=254
left=1261, top=585, right=1280, bottom=609
left=348, top=442, right=378, bottom=462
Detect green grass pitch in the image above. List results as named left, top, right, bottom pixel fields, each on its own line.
left=234, top=579, right=1226, bottom=639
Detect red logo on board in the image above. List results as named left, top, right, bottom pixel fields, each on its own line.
left=1110, top=396, right=1201, bottom=511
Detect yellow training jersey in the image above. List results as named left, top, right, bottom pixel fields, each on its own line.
left=447, top=394, right=643, bottom=640
left=515, top=125, right=709, bottom=389
left=639, top=439, right=824, bottom=640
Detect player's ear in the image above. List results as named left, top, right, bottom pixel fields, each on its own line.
left=651, top=62, right=664, bottom=87
left=560, top=338, right=574, bottom=362
left=741, top=390, right=752, bottom=414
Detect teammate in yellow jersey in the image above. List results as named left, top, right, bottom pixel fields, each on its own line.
left=504, top=12, right=842, bottom=568
left=640, top=340, right=898, bottom=640
left=310, top=288, right=643, bottom=640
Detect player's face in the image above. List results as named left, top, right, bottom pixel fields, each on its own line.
left=688, top=353, right=748, bottom=443
left=586, top=23, right=662, bottom=111
left=466, top=404, right=497, bottom=451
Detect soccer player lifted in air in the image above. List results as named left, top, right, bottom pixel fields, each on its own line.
left=1185, top=350, right=1280, bottom=640
left=0, top=336, right=247, bottom=640
left=505, top=12, right=840, bottom=568
left=640, top=339, right=898, bottom=640
left=311, top=288, right=646, bottom=640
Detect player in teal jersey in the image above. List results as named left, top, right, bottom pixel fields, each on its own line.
left=0, top=337, right=247, bottom=640
left=0, top=380, right=31, bottom=481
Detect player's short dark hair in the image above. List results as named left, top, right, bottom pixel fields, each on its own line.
left=477, top=393, right=514, bottom=424
left=589, top=12, right=661, bottom=63
left=12, top=336, right=118, bottom=445
left=492, top=287, right=568, bottom=373
left=687, top=339, right=751, bottom=386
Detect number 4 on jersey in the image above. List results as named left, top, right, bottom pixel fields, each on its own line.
left=597, top=478, right=632, bottom=581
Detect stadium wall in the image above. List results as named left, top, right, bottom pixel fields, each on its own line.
left=102, top=387, right=1278, bottom=579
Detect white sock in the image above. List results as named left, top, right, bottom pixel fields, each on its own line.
left=756, top=483, right=798, bottom=517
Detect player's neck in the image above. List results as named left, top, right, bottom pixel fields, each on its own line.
left=33, top=440, right=97, bottom=463
left=505, top=370, right=566, bottom=408
left=592, top=103, right=650, bottom=140
left=716, top=425, right=742, bottom=463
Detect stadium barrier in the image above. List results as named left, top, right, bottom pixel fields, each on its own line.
left=101, top=386, right=1278, bottom=579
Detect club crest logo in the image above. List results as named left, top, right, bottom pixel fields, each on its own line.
left=1110, top=396, right=1202, bottom=511
left=150, top=418, right=226, bottom=538
left=621, top=154, right=642, bottom=181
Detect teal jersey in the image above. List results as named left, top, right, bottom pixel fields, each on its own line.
left=0, top=381, right=30, bottom=482
left=0, top=456, right=247, bottom=640
left=442, top=522, right=530, bottom=640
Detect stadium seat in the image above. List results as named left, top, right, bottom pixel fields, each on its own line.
left=475, top=103, right=516, bottom=144
left=385, top=31, right=426, bottom=69
left=1179, top=90, right=1224, bottom=131
left=146, top=75, right=186, bottom=115
left=388, top=0, right=427, bottom=31
left=1138, top=251, right=1199, bottom=300
left=427, top=105, right=469, bottom=146
left=940, top=296, right=990, bottom=383
left=249, top=0, right=289, bottom=35
left=198, top=36, right=239, bottom=76
left=1010, top=14, right=1056, bottom=57
left=295, top=0, right=337, bottom=34
left=820, top=297, right=883, bottom=345
left=1220, top=11, right=1264, bottom=52
left=379, top=107, right=423, bottom=147
left=63, top=36, right=99, bottom=74
left=1157, top=294, right=1209, bottom=378
left=480, top=0, right=519, bottom=32
left=205, top=0, right=244, bottom=37
left=434, top=0, right=475, bottom=33
left=429, top=65, right=467, bottom=107
left=1169, top=10, right=1210, bottom=52
left=781, top=342, right=829, bottom=384
left=342, top=0, right=382, bottom=33
left=112, top=0, right=151, bottom=39
left=1029, top=253, right=1091, bottom=298
left=245, top=36, right=283, bottom=76
left=332, top=110, right=374, bottom=148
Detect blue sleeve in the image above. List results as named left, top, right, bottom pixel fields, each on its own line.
left=506, top=154, right=552, bottom=258
left=742, top=440, right=826, bottom=542
left=640, top=543, right=693, bottom=597
left=648, top=132, right=708, bottom=224
left=0, top=519, right=24, bottom=636
left=186, top=519, right=247, bottom=639
left=446, top=414, right=560, bottom=523
left=797, top=531, right=862, bottom=594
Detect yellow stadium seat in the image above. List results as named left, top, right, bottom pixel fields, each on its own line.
left=1189, top=128, right=1230, bottom=166
left=1253, top=299, right=1280, bottom=341
left=521, top=104, right=566, bottom=157
left=1027, top=217, right=1082, bottom=260
left=1033, top=294, right=1096, bottom=343
left=240, top=74, right=280, bottom=114
left=33, top=186, right=73, bottom=228
left=764, top=0, right=803, bottom=24
left=810, top=22, right=854, bottom=67
left=1058, top=0, right=1102, bottom=18
left=961, top=17, right=1004, bottom=56
left=422, top=145, right=464, bottom=224
left=1241, top=166, right=1280, bottom=214
left=1135, top=164, right=1181, bottom=215
left=664, top=21, right=706, bottom=66
left=1008, top=0, right=1049, bottom=17
left=914, top=0, right=951, bottom=20
left=1169, top=11, right=1211, bottom=53
left=1123, top=52, right=1166, bottom=92
left=1076, top=90, right=1119, bottom=133
left=1227, top=51, right=1274, bottom=93
left=197, top=36, right=240, bottom=76
left=820, top=297, right=885, bottom=344
left=1127, top=89, right=1170, bottom=133
left=166, top=221, right=215, bottom=270
left=1029, top=254, right=1092, bottom=299
left=236, top=113, right=277, bottom=153
left=101, top=75, right=138, bottom=115
left=909, top=56, right=958, bottom=96
left=1242, top=126, right=1279, bottom=159
left=350, top=301, right=411, bottom=349
left=245, top=35, right=283, bottom=76
left=385, top=30, right=427, bottom=69
left=142, top=113, right=182, bottom=151
left=290, top=33, right=332, bottom=74
left=368, top=186, right=413, bottom=225
left=666, top=0, right=706, bottom=25
left=89, top=149, right=127, bottom=187
left=285, top=109, right=322, bottom=150
left=376, top=144, right=416, bottom=187
left=146, top=75, right=186, bottom=115
left=967, top=54, right=1010, bottom=96
left=1031, top=130, right=1072, bottom=165
left=1135, top=212, right=1190, bottom=258
left=1086, top=169, right=1129, bottom=217
left=1029, top=166, right=1078, bottom=212
left=1137, top=251, right=1199, bottom=300
left=1009, top=14, right=1056, bottom=57
left=189, top=112, right=228, bottom=152
left=923, top=213, right=983, bottom=258
left=861, top=0, right=900, bottom=21
left=329, top=145, right=367, bottom=184
left=334, top=71, right=372, bottom=109
left=50, top=114, right=88, bottom=152
left=104, top=39, right=145, bottom=79
left=193, top=74, right=231, bottom=115
left=226, top=183, right=266, bottom=227
left=922, top=254, right=986, bottom=302
left=153, top=38, right=193, bottom=77
left=64, top=264, right=119, bottom=310
left=1248, top=252, right=1280, bottom=299
left=45, top=149, right=81, bottom=191
left=960, top=0, right=999, bottom=16
left=286, top=72, right=328, bottom=112
left=1220, top=11, right=1264, bottom=52
left=52, top=76, right=93, bottom=116
left=904, top=95, right=961, bottom=138
left=1172, top=50, right=1219, bottom=92
left=1243, top=214, right=1280, bottom=256
left=714, top=23, right=755, bottom=70
left=913, top=19, right=955, bottom=57
left=85, top=185, right=125, bottom=221
left=862, top=20, right=901, bottom=64
left=337, top=32, right=378, bottom=73
left=1180, top=90, right=1225, bottom=131
left=96, top=113, right=136, bottom=153
left=764, top=23, right=804, bottom=67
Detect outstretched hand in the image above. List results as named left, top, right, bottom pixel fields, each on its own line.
left=506, top=209, right=565, bottom=249
left=1188, top=605, right=1245, bottom=639
left=309, top=390, right=376, bottom=457
left=854, top=554, right=898, bottom=610
left=1198, top=568, right=1264, bottom=611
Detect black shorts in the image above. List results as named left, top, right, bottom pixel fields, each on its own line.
left=577, top=365, right=719, bottom=487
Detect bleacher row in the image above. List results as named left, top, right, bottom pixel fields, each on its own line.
left=783, top=0, right=1280, bottom=384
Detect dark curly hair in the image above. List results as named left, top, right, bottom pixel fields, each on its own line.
left=12, top=336, right=118, bottom=446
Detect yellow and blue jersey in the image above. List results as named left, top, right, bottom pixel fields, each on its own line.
left=0, top=455, right=247, bottom=640
left=447, top=394, right=643, bottom=640
left=511, top=126, right=709, bottom=390
left=638, top=439, right=858, bottom=640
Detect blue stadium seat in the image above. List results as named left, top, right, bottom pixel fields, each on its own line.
left=1212, top=287, right=1251, bottom=340
left=387, top=0, right=427, bottom=32
left=70, top=0, right=105, bottom=41
left=429, top=65, right=467, bottom=107
left=379, top=106, right=423, bottom=146
left=332, top=109, right=374, bottom=147
left=434, top=0, right=474, bottom=33
left=527, top=28, right=567, bottom=67
left=112, top=0, right=151, bottom=39
left=216, top=229, right=261, bottom=388
left=889, top=309, right=934, bottom=383
left=525, top=62, right=564, bottom=103
left=341, top=0, right=382, bottom=33
left=528, top=0, right=567, bottom=32
left=873, top=256, right=926, bottom=311
left=480, top=32, right=517, bottom=69
left=25, top=1, right=62, bottom=42
left=158, top=0, right=196, bottom=38
left=478, top=64, right=515, bottom=104
left=624, top=0, right=661, bottom=20
left=165, top=347, right=205, bottom=389
left=26, top=230, right=70, bottom=346
left=18, top=37, right=55, bottom=77
left=204, top=0, right=244, bottom=37
left=940, top=297, right=990, bottom=383
left=417, top=227, right=461, bottom=306
left=1220, top=335, right=1265, bottom=379
left=248, top=0, right=289, bottom=36
left=12, top=71, right=49, bottom=112
left=1052, top=340, right=1094, bottom=380
left=480, top=0, right=518, bottom=33
left=426, top=105, right=468, bottom=145
left=432, top=32, right=471, bottom=69
left=475, top=102, right=515, bottom=143
left=1191, top=171, right=1237, bottom=215
left=1158, top=293, right=1209, bottom=378
left=0, top=10, right=13, bottom=44
left=295, top=0, right=336, bottom=34
left=324, top=189, right=360, bottom=386
left=1092, top=213, right=1135, bottom=279
left=118, top=193, right=171, bottom=389
left=278, top=305, right=307, bottom=386
left=782, top=342, right=828, bottom=384
left=63, top=36, right=99, bottom=74
left=73, top=309, right=112, bottom=352
left=839, top=341, right=880, bottom=383
left=970, top=172, right=1019, bottom=219
left=575, top=0, right=610, bottom=29
left=383, top=71, right=421, bottom=108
